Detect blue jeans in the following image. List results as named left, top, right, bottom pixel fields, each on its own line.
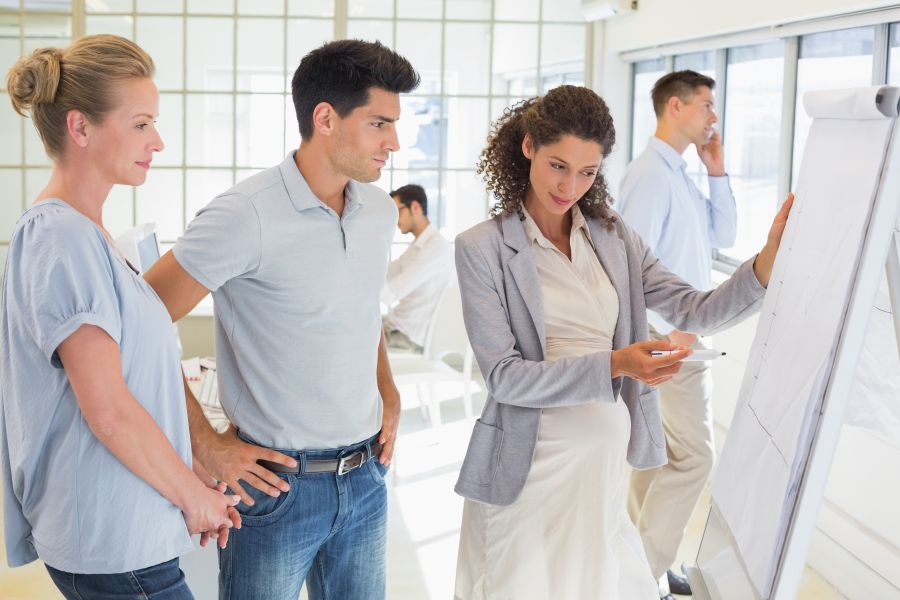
left=219, top=432, right=388, bottom=600
left=46, top=558, right=193, bottom=599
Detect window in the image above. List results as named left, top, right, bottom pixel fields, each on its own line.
left=539, top=23, right=585, bottom=92
left=1, top=0, right=587, bottom=271
left=84, top=0, right=336, bottom=255
left=792, top=26, right=874, bottom=186
left=630, top=58, right=666, bottom=160
left=674, top=50, right=716, bottom=191
left=888, top=22, right=900, bottom=84
left=0, top=2, right=73, bottom=273
left=723, top=41, right=784, bottom=261
left=345, top=0, right=587, bottom=255
left=628, top=21, right=891, bottom=268
left=674, top=50, right=716, bottom=73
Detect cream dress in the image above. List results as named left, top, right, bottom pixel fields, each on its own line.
left=454, top=207, right=658, bottom=600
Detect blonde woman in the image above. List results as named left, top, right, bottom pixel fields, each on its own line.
left=1, top=35, right=239, bottom=599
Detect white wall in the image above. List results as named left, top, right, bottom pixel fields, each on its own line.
left=593, top=2, right=900, bottom=597
left=602, top=0, right=897, bottom=52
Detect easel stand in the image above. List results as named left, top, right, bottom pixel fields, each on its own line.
left=687, top=87, right=900, bottom=600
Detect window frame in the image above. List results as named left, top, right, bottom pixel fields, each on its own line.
left=0, top=0, right=591, bottom=266
left=624, top=10, right=898, bottom=273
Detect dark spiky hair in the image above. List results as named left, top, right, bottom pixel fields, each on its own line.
left=291, top=39, right=420, bottom=139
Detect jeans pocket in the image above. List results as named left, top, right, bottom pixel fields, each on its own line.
left=130, top=558, right=189, bottom=598
left=367, top=458, right=389, bottom=485
left=235, top=474, right=299, bottom=526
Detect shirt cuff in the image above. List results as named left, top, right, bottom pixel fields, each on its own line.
left=708, top=175, right=733, bottom=200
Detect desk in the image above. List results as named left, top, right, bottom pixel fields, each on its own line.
left=184, top=362, right=229, bottom=433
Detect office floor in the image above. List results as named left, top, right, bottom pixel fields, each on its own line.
left=376, top=392, right=846, bottom=600
left=0, top=385, right=845, bottom=600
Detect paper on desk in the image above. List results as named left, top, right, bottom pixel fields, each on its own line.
left=181, top=356, right=202, bottom=382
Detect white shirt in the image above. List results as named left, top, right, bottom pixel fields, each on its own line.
left=618, top=136, right=737, bottom=333
left=521, top=205, right=619, bottom=359
left=382, top=224, right=453, bottom=347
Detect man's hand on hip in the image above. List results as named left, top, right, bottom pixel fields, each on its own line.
left=198, top=427, right=298, bottom=506
left=378, top=386, right=401, bottom=467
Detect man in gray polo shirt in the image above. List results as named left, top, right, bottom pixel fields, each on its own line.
left=145, top=40, right=419, bottom=600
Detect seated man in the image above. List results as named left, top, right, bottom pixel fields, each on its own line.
left=382, top=184, right=452, bottom=353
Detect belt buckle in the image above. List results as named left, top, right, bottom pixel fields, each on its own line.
left=337, top=450, right=366, bottom=476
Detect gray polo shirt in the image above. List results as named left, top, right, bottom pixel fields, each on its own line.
left=173, top=153, right=397, bottom=449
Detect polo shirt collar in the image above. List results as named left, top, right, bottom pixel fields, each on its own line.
left=278, top=151, right=366, bottom=214
left=344, top=179, right=365, bottom=215
left=647, top=136, right=687, bottom=172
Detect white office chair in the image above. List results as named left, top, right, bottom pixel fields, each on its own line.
left=386, top=281, right=444, bottom=422
left=386, top=295, right=442, bottom=361
left=389, top=285, right=481, bottom=434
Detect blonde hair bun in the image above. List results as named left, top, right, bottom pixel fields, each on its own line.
left=7, top=47, right=63, bottom=116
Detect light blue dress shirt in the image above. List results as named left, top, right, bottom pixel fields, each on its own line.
left=618, top=137, right=737, bottom=333
left=0, top=200, right=193, bottom=573
left=173, top=152, right=397, bottom=450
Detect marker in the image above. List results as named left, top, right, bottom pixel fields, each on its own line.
left=650, top=349, right=726, bottom=362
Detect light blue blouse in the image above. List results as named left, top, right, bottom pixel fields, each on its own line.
left=0, top=199, right=193, bottom=573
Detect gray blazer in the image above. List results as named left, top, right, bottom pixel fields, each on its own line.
left=454, top=210, right=765, bottom=506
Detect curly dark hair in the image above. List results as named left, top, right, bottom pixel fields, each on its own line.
left=479, top=85, right=616, bottom=226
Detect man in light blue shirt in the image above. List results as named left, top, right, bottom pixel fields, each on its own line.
left=619, top=70, right=737, bottom=600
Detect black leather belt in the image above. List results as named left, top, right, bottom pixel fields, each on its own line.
left=257, top=441, right=383, bottom=476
